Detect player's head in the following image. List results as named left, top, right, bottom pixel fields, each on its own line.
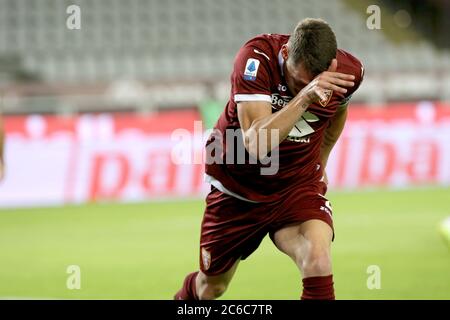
left=281, top=18, right=337, bottom=94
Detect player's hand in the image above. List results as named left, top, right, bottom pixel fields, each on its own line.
left=300, top=59, right=355, bottom=105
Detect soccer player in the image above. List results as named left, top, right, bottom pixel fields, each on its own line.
left=175, top=18, right=363, bottom=300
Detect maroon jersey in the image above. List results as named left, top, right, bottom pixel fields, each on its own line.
left=205, top=34, right=364, bottom=203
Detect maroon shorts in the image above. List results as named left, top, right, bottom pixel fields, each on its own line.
left=199, top=179, right=333, bottom=276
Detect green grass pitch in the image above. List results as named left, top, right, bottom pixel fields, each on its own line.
left=0, top=188, right=449, bottom=299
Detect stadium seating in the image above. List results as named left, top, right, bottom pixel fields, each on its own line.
left=0, top=0, right=449, bottom=109
left=0, top=0, right=448, bottom=82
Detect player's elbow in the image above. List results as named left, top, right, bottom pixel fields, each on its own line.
left=243, top=130, right=272, bottom=161
left=244, top=140, right=271, bottom=161
left=244, top=139, right=261, bottom=160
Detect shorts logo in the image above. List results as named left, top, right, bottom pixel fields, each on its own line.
left=319, top=89, right=333, bottom=107
left=243, top=58, right=260, bottom=81
left=201, top=247, right=211, bottom=271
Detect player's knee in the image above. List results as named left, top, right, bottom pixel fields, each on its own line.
left=210, top=282, right=228, bottom=298
left=197, top=273, right=228, bottom=300
left=199, top=282, right=228, bottom=300
left=302, top=246, right=332, bottom=276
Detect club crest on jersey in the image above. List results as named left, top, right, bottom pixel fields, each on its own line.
left=201, top=247, right=211, bottom=271
left=319, top=89, right=333, bottom=107
left=243, top=58, right=260, bottom=81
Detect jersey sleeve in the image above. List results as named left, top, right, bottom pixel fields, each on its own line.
left=339, top=61, right=364, bottom=108
left=231, top=43, right=272, bottom=104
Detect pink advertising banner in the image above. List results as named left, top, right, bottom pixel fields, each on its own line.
left=1, top=102, right=449, bottom=207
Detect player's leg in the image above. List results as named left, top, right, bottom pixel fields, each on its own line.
left=196, top=260, right=240, bottom=299
left=174, top=260, right=239, bottom=300
left=175, top=186, right=268, bottom=300
left=272, top=219, right=335, bottom=299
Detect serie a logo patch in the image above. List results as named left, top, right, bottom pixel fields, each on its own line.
left=243, top=58, right=260, bottom=81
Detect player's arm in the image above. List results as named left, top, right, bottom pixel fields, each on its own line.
left=320, top=104, right=348, bottom=169
left=320, top=63, right=364, bottom=183
left=237, top=94, right=310, bottom=159
left=238, top=59, right=354, bottom=159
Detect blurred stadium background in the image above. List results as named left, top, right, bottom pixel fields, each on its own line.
left=0, top=0, right=449, bottom=299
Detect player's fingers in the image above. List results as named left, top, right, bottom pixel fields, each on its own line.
left=319, top=82, right=347, bottom=93
left=319, top=74, right=354, bottom=87
left=328, top=77, right=354, bottom=87
left=325, top=72, right=355, bottom=80
left=327, top=58, right=337, bottom=72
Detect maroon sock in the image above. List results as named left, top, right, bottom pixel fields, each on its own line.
left=301, top=275, right=335, bottom=300
left=174, top=272, right=199, bottom=300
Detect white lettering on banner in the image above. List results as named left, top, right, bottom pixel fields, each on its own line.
left=0, top=104, right=449, bottom=207
left=0, top=115, right=73, bottom=207
left=327, top=116, right=450, bottom=188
